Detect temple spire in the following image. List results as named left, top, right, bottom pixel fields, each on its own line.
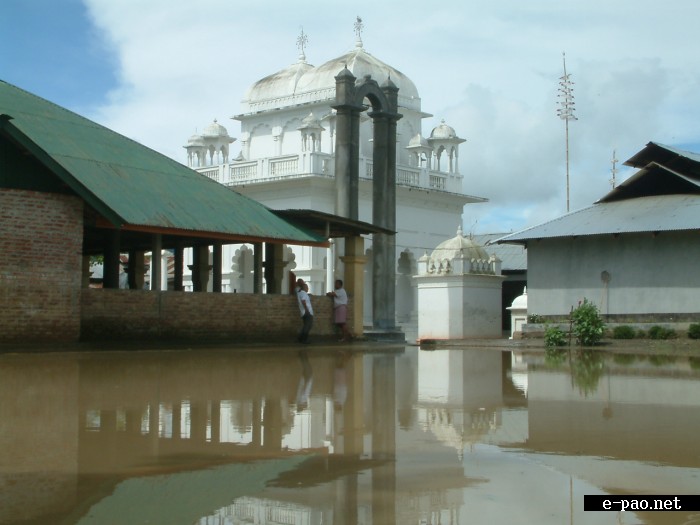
left=354, top=16, right=364, bottom=48
left=296, top=27, right=308, bottom=62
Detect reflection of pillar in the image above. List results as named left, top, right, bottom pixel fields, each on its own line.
left=190, top=400, right=207, bottom=444
left=340, top=236, right=366, bottom=337
left=253, top=242, right=263, bottom=294
left=172, top=403, right=182, bottom=441
left=211, top=401, right=221, bottom=444
left=150, top=234, right=162, bottom=291
left=262, top=399, right=282, bottom=451
left=103, top=230, right=120, bottom=289
left=252, top=398, right=262, bottom=447
left=372, top=355, right=396, bottom=524
left=212, top=243, right=222, bottom=293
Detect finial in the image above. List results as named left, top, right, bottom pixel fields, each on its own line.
left=296, top=27, right=308, bottom=62
left=354, top=16, right=364, bottom=48
left=457, top=224, right=463, bottom=237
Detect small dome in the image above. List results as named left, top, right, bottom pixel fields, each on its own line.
left=186, top=134, right=205, bottom=147
left=202, top=119, right=231, bottom=138
left=430, top=226, right=491, bottom=261
left=508, top=287, right=528, bottom=310
left=407, top=133, right=430, bottom=149
left=430, top=119, right=458, bottom=140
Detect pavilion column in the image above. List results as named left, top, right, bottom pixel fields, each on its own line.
left=253, top=242, right=263, bottom=294
left=264, top=243, right=285, bottom=294
left=191, top=245, right=210, bottom=292
left=340, top=235, right=366, bottom=337
left=371, top=113, right=397, bottom=330
left=150, top=234, right=162, bottom=291
left=212, top=242, right=222, bottom=293
left=128, top=250, right=145, bottom=290
left=173, top=243, right=184, bottom=291
left=103, top=230, right=121, bottom=289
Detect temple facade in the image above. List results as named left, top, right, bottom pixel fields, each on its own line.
left=183, top=25, right=487, bottom=331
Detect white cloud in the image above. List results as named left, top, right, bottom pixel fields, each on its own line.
left=82, top=0, right=700, bottom=233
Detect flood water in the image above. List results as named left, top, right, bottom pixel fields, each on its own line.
left=1, top=344, right=699, bottom=525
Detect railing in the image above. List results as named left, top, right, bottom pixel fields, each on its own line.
left=196, top=154, right=461, bottom=193
left=230, top=162, right=257, bottom=181
left=269, top=156, right=299, bottom=177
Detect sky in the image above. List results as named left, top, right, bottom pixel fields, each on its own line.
left=2, top=0, right=699, bottom=234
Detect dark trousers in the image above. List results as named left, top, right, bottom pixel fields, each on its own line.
left=298, top=313, right=313, bottom=342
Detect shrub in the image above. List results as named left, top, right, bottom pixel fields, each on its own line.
left=647, top=325, right=676, bottom=340
left=570, top=299, right=605, bottom=346
left=688, top=323, right=700, bottom=339
left=612, top=325, right=636, bottom=339
left=528, top=314, right=545, bottom=323
left=544, top=326, right=567, bottom=347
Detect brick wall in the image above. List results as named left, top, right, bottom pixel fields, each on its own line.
left=0, top=189, right=83, bottom=343
left=81, top=288, right=349, bottom=343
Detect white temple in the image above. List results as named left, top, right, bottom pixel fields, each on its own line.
left=183, top=23, right=487, bottom=332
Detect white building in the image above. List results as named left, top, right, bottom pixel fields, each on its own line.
left=184, top=28, right=487, bottom=330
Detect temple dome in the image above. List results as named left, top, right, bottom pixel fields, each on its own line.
left=430, top=119, right=458, bottom=140
left=186, top=134, right=205, bottom=147
left=431, top=226, right=491, bottom=261
left=407, top=133, right=430, bottom=149
left=243, top=60, right=314, bottom=104
left=243, top=47, right=419, bottom=107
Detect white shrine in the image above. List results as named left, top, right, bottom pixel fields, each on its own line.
left=183, top=22, right=487, bottom=332
left=415, top=227, right=505, bottom=340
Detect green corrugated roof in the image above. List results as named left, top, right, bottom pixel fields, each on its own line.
left=0, top=80, right=326, bottom=245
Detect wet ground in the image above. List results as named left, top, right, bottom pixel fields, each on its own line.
left=1, top=340, right=699, bottom=524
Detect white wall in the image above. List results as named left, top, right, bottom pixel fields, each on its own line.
left=526, top=231, right=700, bottom=316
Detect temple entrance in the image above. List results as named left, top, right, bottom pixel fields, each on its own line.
left=333, top=68, right=402, bottom=331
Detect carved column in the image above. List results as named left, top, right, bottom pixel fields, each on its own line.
left=340, top=235, right=366, bottom=337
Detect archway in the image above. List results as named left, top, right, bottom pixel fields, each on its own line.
left=332, top=68, right=402, bottom=331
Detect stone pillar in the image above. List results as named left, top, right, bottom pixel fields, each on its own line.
left=128, top=251, right=145, bottom=290
left=103, top=230, right=120, bottom=289
left=212, top=242, right=222, bottom=293
left=150, top=234, right=162, bottom=291
left=333, top=67, right=361, bottom=220
left=191, top=245, right=210, bottom=292
left=253, top=242, right=263, bottom=294
left=82, top=255, right=91, bottom=288
left=370, top=113, right=398, bottom=330
left=340, top=235, right=366, bottom=337
left=264, top=243, right=285, bottom=294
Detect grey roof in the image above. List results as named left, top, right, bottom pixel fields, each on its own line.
left=496, top=194, right=700, bottom=244
left=473, top=233, right=527, bottom=271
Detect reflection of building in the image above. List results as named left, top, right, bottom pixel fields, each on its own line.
left=184, top=27, right=487, bottom=331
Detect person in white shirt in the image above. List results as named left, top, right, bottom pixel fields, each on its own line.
left=326, top=279, right=352, bottom=342
left=295, top=278, right=314, bottom=344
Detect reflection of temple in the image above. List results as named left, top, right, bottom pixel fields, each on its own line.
left=2, top=348, right=700, bottom=524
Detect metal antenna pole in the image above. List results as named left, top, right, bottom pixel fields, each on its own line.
left=609, top=150, right=618, bottom=189
left=557, top=52, right=577, bottom=213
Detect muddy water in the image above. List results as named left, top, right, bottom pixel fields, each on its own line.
left=0, top=345, right=698, bottom=524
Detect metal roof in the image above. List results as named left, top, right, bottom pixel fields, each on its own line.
left=473, top=233, right=527, bottom=271
left=496, top=194, right=700, bottom=244
left=272, top=209, right=395, bottom=238
left=0, top=80, right=327, bottom=247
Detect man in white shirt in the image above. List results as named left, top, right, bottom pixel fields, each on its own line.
left=296, top=278, right=314, bottom=344
left=326, top=279, right=351, bottom=341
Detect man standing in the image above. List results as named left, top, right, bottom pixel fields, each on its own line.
left=296, top=278, right=314, bottom=344
left=327, top=279, right=351, bottom=341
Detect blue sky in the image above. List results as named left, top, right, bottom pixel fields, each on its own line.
left=2, top=0, right=700, bottom=233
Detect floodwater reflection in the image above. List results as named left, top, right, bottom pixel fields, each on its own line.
left=1, top=346, right=699, bottom=524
